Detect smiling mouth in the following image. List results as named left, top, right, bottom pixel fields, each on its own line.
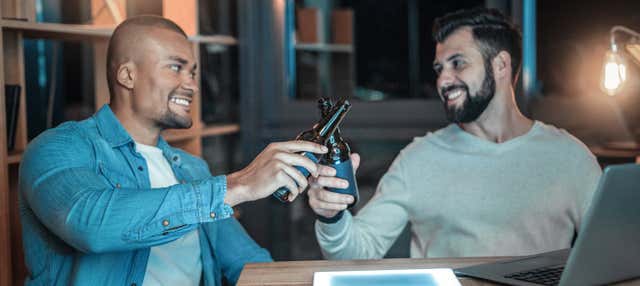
left=443, top=88, right=466, bottom=104
left=169, top=95, right=192, bottom=108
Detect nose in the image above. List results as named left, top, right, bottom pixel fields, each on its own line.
left=182, top=73, right=199, bottom=94
left=437, top=69, right=455, bottom=92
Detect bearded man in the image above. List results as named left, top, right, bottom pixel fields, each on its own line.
left=306, top=8, right=602, bottom=259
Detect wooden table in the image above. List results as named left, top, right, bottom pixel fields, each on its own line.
left=237, top=257, right=640, bottom=286
left=238, top=257, right=506, bottom=286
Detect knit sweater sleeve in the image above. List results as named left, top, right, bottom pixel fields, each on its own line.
left=315, top=149, right=412, bottom=260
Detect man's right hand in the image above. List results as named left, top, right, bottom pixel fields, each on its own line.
left=223, top=140, right=331, bottom=206
left=308, top=153, right=360, bottom=219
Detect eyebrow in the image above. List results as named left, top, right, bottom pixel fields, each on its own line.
left=433, top=53, right=464, bottom=67
left=168, top=56, right=188, bottom=65
left=168, top=56, right=197, bottom=71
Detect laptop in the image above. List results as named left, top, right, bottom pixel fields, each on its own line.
left=455, top=163, right=640, bottom=286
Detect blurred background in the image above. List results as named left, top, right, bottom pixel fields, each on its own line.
left=18, top=0, right=640, bottom=262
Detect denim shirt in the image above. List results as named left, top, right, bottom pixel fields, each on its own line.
left=19, top=105, right=272, bottom=286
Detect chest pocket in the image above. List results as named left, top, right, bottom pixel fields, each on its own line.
left=98, top=162, right=139, bottom=189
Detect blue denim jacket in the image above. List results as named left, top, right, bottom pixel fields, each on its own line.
left=19, top=105, right=272, bottom=286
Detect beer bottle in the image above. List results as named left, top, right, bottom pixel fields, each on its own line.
left=317, top=97, right=359, bottom=222
left=272, top=99, right=352, bottom=202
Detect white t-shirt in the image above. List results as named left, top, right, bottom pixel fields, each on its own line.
left=316, top=121, right=603, bottom=259
left=136, top=142, right=202, bottom=286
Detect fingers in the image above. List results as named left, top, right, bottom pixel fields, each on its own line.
left=276, top=170, right=299, bottom=202
left=272, top=140, right=328, bottom=154
left=314, top=188, right=354, bottom=205
left=279, top=162, right=309, bottom=193
left=308, top=188, right=353, bottom=214
left=308, top=187, right=353, bottom=205
left=315, top=176, right=348, bottom=190
left=310, top=198, right=349, bottom=212
left=317, top=165, right=336, bottom=177
left=273, top=152, right=320, bottom=177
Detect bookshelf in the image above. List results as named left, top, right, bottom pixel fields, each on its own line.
left=295, top=43, right=353, bottom=53
left=292, top=5, right=354, bottom=101
left=0, top=1, right=240, bottom=285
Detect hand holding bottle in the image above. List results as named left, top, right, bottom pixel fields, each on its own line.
left=308, top=153, right=360, bottom=220
left=224, top=140, right=331, bottom=206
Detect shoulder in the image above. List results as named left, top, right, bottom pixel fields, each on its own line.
left=532, top=121, right=595, bottom=160
left=21, top=119, right=99, bottom=180
left=396, top=124, right=458, bottom=161
left=532, top=121, right=601, bottom=174
left=24, top=120, right=95, bottom=158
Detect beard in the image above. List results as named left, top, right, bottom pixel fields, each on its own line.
left=158, top=91, right=193, bottom=129
left=158, top=110, right=192, bottom=129
left=441, top=62, right=496, bottom=123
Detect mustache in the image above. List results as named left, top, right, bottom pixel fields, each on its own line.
left=440, top=83, right=469, bottom=96
left=169, top=90, right=194, bottom=98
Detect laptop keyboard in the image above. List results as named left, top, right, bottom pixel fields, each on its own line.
left=504, top=265, right=565, bottom=286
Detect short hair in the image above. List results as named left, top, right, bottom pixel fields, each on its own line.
left=106, top=15, right=188, bottom=96
left=432, top=7, right=522, bottom=83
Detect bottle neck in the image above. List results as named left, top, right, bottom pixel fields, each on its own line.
left=313, top=100, right=350, bottom=144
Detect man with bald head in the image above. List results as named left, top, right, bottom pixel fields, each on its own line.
left=19, top=15, right=333, bottom=285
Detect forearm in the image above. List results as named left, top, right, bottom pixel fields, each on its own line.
left=315, top=211, right=389, bottom=260
left=24, top=169, right=232, bottom=253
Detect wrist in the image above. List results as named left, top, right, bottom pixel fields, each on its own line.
left=224, top=172, right=250, bottom=207
left=317, top=210, right=344, bottom=224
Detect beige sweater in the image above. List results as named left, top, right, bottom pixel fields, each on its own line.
left=316, top=121, right=602, bottom=259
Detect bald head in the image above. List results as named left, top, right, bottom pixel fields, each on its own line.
left=106, top=15, right=188, bottom=97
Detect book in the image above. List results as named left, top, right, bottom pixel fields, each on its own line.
left=331, top=9, right=353, bottom=45
left=296, top=8, right=324, bottom=43
left=5, top=84, right=20, bottom=151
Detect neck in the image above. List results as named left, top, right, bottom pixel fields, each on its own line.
left=110, top=98, right=161, bottom=146
left=459, top=87, right=533, bottom=143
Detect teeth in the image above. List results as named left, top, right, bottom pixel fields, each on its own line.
left=171, top=97, right=191, bottom=107
left=447, top=89, right=464, bottom=100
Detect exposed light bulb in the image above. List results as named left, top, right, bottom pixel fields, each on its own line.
left=601, top=46, right=627, bottom=96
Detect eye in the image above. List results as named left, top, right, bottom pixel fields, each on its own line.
left=169, top=64, right=182, bottom=73
left=452, top=59, right=466, bottom=70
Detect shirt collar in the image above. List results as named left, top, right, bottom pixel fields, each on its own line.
left=94, top=104, right=134, bottom=147
left=94, top=104, right=182, bottom=163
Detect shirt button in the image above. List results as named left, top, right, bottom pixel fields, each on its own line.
left=162, top=220, right=170, bottom=226
left=173, top=156, right=179, bottom=161
left=210, top=212, right=216, bottom=219
left=137, top=166, right=144, bottom=171
left=115, top=183, right=121, bottom=189
left=131, top=283, right=137, bottom=286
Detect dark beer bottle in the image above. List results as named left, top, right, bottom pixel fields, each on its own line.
left=272, top=99, right=352, bottom=202
left=318, top=98, right=359, bottom=218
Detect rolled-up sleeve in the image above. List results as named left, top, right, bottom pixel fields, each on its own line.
left=20, top=127, right=232, bottom=254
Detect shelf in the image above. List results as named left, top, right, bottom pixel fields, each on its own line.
left=0, top=20, right=238, bottom=45
left=163, top=123, right=240, bottom=142
left=7, top=150, right=23, bottom=165
left=1, top=124, right=239, bottom=164
left=295, top=43, right=353, bottom=53
left=190, top=35, right=237, bottom=45
left=201, top=123, right=240, bottom=137
left=0, top=20, right=112, bottom=40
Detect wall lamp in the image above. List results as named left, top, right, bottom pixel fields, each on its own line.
left=602, top=26, right=640, bottom=96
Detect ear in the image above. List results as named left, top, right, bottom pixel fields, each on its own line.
left=492, top=51, right=512, bottom=81
left=116, top=61, right=136, bottom=89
